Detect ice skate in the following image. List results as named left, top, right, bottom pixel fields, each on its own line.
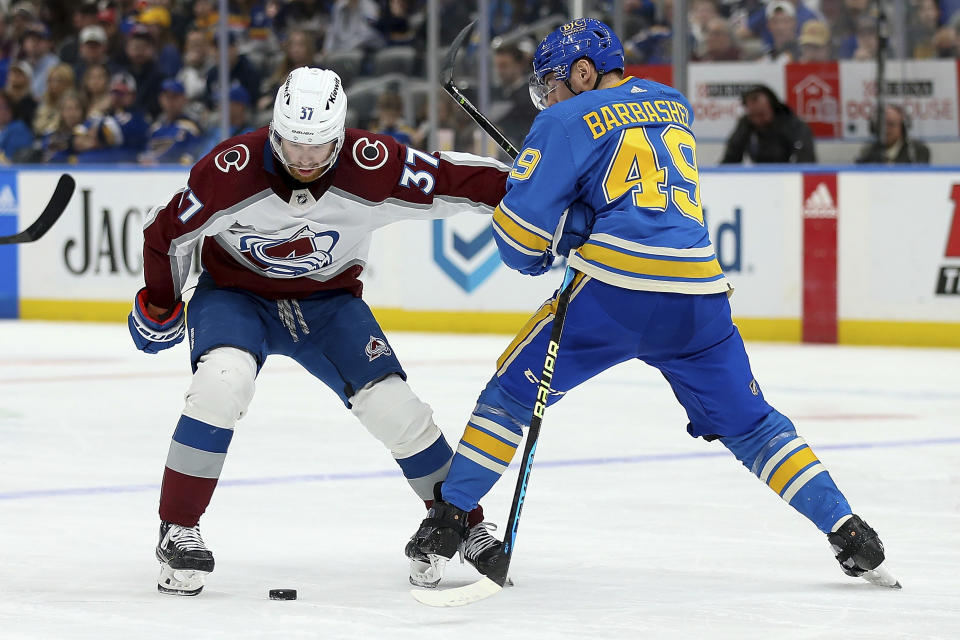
left=156, top=521, right=215, bottom=596
left=827, top=515, right=900, bottom=589
left=406, top=500, right=469, bottom=587
left=462, top=521, right=508, bottom=581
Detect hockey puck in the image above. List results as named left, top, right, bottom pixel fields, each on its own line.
left=269, top=589, right=297, bottom=600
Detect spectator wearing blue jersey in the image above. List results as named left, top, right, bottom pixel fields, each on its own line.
left=370, top=90, right=416, bottom=146
left=73, top=71, right=149, bottom=163
left=0, top=89, right=34, bottom=163
left=20, top=22, right=59, bottom=99
left=141, top=79, right=202, bottom=165
left=203, top=32, right=261, bottom=111
left=195, top=84, right=255, bottom=157
left=408, top=17, right=898, bottom=592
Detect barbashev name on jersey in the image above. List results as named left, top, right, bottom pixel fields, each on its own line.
left=582, top=99, right=691, bottom=139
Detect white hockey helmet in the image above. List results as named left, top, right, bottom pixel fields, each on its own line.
left=269, top=67, right=347, bottom=173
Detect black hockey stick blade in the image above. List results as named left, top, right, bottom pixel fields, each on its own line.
left=440, top=19, right=475, bottom=87
left=440, top=21, right=519, bottom=159
left=0, top=174, right=76, bottom=245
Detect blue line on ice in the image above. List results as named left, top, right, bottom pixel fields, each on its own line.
left=2, top=436, right=958, bottom=501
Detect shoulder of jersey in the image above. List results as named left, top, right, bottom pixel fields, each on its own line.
left=190, top=126, right=270, bottom=199
left=339, top=128, right=400, bottom=172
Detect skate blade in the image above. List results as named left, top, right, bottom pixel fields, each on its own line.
left=409, top=554, right=447, bottom=589
left=157, top=564, right=208, bottom=596
left=861, top=562, right=901, bottom=589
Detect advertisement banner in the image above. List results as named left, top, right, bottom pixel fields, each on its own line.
left=17, top=170, right=189, bottom=302
left=838, top=171, right=960, bottom=321
left=785, top=62, right=842, bottom=138
left=802, top=173, right=839, bottom=343
left=839, top=60, right=959, bottom=139
left=688, top=62, right=784, bottom=141
left=700, top=171, right=803, bottom=319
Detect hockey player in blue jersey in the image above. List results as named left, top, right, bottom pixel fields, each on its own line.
left=408, top=18, right=899, bottom=589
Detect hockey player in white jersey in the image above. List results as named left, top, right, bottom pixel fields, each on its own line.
left=127, top=67, right=509, bottom=595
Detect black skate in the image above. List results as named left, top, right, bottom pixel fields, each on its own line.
left=462, top=521, right=508, bottom=582
left=407, top=500, right=509, bottom=588
left=407, top=500, right=468, bottom=587
left=156, top=521, right=215, bottom=596
left=827, top=515, right=900, bottom=588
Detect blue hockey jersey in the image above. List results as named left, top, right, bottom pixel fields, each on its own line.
left=493, top=76, right=731, bottom=294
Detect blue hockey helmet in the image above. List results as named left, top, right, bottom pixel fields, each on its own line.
left=530, top=18, right=624, bottom=109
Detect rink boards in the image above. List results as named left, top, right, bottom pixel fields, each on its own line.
left=1, top=165, right=958, bottom=347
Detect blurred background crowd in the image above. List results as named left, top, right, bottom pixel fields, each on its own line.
left=0, top=0, right=955, bottom=167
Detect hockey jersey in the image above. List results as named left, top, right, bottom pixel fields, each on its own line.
left=143, top=127, right=509, bottom=308
left=494, top=76, right=731, bottom=295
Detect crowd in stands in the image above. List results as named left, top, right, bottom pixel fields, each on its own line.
left=0, top=1, right=954, bottom=167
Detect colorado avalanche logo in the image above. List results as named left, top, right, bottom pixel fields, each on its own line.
left=214, top=144, right=250, bottom=173
left=352, top=137, right=388, bottom=170
left=239, top=225, right=339, bottom=277
left=365, top=335, right=392, bottom=361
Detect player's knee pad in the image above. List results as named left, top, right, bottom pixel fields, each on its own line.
left=350, top=374, right=442, bottom=458
left=183, top=347, right=257, bottom=429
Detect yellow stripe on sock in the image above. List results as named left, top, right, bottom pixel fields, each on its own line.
left=768, top=447, right=818, bottom=495
left=461, top=426, right=517, bottom=465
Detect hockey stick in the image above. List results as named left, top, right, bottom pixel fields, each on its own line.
left=0, top=174, right=76, bottom=245
left=412, top=23, right=576, bottom=607
left=439, top=20, right=520, bottom=159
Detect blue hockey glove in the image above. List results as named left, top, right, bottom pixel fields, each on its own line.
left=520, top=251, right=555, bottom=276
left=128, top=287, right=185, bottom=354
left=556, top=202, right=594, bottom=257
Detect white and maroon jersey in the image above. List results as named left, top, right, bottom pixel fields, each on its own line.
left=142, top=127, right=510, bottom=307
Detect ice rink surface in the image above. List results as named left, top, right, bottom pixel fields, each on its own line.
left=1, top=321, right=958, bottom=640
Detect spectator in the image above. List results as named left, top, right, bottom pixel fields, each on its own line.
left=694, top=17, right=742, bottom=61
left=766, top=1, right=801, bottom=62
left=689, top=0, right=721, bottom=52
left=81, top=62, right=112, bottom=118
left=259, top=29, right=316, bottom=112
left=119, top=25, right=164, bottom=119
left=56, top=1, right=99, bottom=66
left=37, top=90, right=88, bottom=162
left=73, top=71, right=149, bottom=163
left=930, top=23, right=959, bottom=57
left=322, top=0, right=384, bottom=57
left=374, top=0, right=416, bottom=47
left=9, top=2, right=40, bottom=46
left=721, top=84, right=816, bottom=164
left=834, top=0, right=873, bottom=58
left=196, top=83, right=254, bottom=156
left=141, top=79, right=202, bottom=165
left=798, top=20, right=833, bottom=61
left=748, top=0, right=822, bottom=45
left=20, top=22, right=60, bottom=99
left=175, top=29, right=212, bottom=104
left=0, top=89, right=34, bottom=163
left=136, top=5, right=181, bottom=79
left=5, top=60, right=37, bottom=125
left=204, top=33, right=261, bottom=111
left=849, top=16, right=879, bottom=60
left=491, top=41, right=538, bottom=148
left=33, top=62, right=75, bottom=136
left=370, top=89, right=416, bottom=145
left=855, top=104, right=931, bottom=164
left=74, top=25, right=112, bottom=80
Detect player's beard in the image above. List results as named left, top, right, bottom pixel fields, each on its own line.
left=285, top=163, right=326, bottom=183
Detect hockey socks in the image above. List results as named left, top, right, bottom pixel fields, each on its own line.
left=159, top=415, right=234, bottom=526
left=721, top=410, right=852, bottom=533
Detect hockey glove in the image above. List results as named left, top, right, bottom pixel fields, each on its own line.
left=520, top=251, right=555, bottom=276
left=128, top=287, right=185, bottom=354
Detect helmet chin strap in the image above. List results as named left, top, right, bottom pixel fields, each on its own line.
left=563, top=70, right=605, bottom=97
